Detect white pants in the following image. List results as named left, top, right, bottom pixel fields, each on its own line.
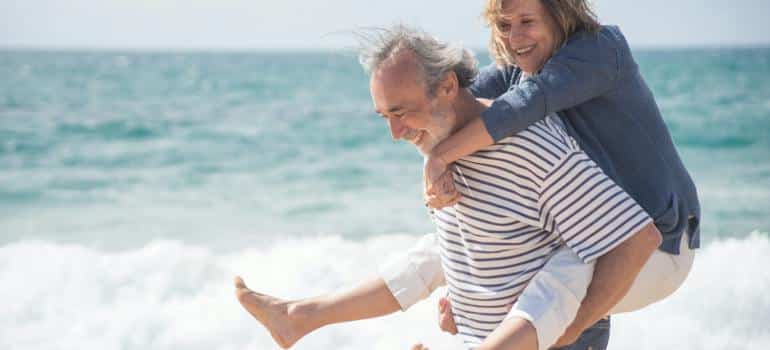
left=509, top=235, right=695, bottom=350
left=610, top=234, right=695, bottom=314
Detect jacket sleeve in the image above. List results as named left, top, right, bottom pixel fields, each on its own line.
left=481, top=26, right=625, bottom=142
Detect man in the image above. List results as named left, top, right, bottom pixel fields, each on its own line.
left=234, top=26, right=689, bottom=350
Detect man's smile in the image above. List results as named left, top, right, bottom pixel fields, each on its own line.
left=403, top=129, right=426, bottom=145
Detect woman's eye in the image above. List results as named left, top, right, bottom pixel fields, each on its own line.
left=522, top=19, right=533, bottom=25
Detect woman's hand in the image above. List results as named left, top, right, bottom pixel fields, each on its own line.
left=423, top=155, right=460, bottom=209
left=410, top=343, right=430, bottom=350
left=550, top=322, right=583, bottom=348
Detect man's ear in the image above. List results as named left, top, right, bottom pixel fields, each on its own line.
left=437, top=71, right=459, bottom=100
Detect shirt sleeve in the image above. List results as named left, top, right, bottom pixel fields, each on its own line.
left=378, top=233, right=445, bottom=310
left=469, top=63, right=517, bottom=99
left=481, top=26, right=624, bottom=142
left=537, top=151, right=652, bottom=263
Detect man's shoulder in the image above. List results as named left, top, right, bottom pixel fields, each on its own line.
left=459, top=118, right=578, bottom=175
left=495, top=119, right=575, bottom=156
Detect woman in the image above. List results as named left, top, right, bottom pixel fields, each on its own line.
left=424, top=0, right=700, bottom=349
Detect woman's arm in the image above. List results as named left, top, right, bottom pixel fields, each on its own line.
left=425, top=27, right=627, bottom=208
left=430, top=26, right=625, bottom=164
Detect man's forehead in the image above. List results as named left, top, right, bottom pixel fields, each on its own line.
left=374, top=51, right=424, bottom=86
left=370, top=51, right=429, bottom=112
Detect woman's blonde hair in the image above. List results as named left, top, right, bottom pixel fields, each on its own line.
left=484, top=0, right=601, bottom=66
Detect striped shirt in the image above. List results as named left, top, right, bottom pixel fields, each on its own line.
left=433, top=115, right=651, bottom=348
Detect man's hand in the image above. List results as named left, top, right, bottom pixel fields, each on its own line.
left=410, top=343, right=430, bottom=350
left=424, top=156, right=460, bottom=209
left=437, top=297, right=458, bottom=335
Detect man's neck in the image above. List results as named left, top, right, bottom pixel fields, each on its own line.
left=450, top=89, right=487, bottom=134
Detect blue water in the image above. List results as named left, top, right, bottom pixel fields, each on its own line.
left=1, top=48, right=769, bottom=349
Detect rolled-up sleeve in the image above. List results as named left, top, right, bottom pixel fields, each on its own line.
left=378, top=233, right=445, bottom=310
left=538, top=151, right=652, bottom=263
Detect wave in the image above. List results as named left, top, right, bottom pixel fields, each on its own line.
left=1, top=232, right=768, bottom=350
left=609, top=231, right=770, bottom=349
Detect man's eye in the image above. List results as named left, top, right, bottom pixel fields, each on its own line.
left=522, top=19, right=533, bottom=25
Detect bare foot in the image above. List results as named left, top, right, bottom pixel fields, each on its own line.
left=234, top=276, right=314, bottom=349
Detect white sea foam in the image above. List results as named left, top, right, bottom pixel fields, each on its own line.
left=609, top=231, right=770, bottom=350
left=2, top=232, right=768, bottom=350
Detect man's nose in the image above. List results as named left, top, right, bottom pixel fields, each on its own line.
left=388, top=117, right=405, bottom=140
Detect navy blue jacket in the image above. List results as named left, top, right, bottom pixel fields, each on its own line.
left=471, top=25, right=700, bottom=254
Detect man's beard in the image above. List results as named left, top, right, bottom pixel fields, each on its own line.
left=414, top=109, right=453, bottom=156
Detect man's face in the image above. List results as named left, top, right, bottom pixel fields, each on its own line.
left=369, top=52, right=455, bottom=155
left=495, top=0, right=561, bottom=74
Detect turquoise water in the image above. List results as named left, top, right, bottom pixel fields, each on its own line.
left=1, top=49, right=768, bottom=247
left=1, top=49, right=769, bottom=349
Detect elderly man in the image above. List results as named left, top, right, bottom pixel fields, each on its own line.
left=234, top=26, right=692, bottom=350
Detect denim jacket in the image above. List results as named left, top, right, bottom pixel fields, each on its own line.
left=471, top=25, right=700, bottom=254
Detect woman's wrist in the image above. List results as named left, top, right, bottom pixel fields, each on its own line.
left=428, top=150, right=449, bottom=168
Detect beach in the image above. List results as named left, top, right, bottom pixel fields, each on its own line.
left=1, top=48, right=769, bottom=349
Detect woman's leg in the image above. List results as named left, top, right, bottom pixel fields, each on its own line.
left=478, top=247, right=595, bottom=350
left=609, top=233, right=695, bottom=314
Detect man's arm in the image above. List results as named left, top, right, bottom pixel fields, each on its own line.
left=552, top=222, right=662, bottom=347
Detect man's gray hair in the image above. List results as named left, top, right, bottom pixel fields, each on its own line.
left=358, top=25, right=478, bottom=95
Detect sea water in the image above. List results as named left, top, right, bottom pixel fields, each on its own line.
left=1, top=48, right=769, bottom=349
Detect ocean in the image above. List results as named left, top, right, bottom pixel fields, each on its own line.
left=1, top=48, right=769, bottom=349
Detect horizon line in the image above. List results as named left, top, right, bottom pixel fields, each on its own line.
left=2, top=42, right=770, bottom=54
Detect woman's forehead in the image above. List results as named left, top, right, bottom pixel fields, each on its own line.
left=499, top=0, right=544, bottom=17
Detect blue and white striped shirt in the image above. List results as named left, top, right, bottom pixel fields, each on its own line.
left=433, top=115, right=651, bottom=347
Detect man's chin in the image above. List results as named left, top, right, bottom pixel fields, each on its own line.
left=414, top=138, right=441, bottom=157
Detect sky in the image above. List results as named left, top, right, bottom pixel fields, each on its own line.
left=1, top=0, right=769, bottom=50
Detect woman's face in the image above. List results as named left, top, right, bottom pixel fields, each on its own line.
left=495, top=0, right=562, bottom=74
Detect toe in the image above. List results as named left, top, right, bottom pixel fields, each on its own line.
left=234, top=276, right=247, bottom=289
